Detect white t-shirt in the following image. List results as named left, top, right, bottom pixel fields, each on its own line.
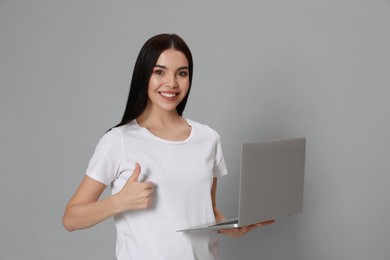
left=86, top=119, right=228, bottom=260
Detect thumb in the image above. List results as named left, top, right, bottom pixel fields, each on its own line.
left=128, top=163, right=141, bottom=182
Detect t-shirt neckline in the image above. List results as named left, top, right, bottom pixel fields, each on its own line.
left=134, top=119, right=194, bottom=144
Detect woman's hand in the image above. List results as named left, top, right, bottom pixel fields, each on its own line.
left=63, top=163, right=153, bottom=231
left=217, top=219, right=275, bottom=238
left=214, top=205, right=274, bottom=238
left=211, top=178, right=274, bottom=238
left=116, top=163, right=154, bottom=211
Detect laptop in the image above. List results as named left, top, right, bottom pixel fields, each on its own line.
left=177, top=137, right=306, bottom=232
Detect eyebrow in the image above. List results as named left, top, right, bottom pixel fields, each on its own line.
left=154, top=64, right=189, bottom=71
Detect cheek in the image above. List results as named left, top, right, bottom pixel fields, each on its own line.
left=148, top=77, right=159, bottom=90
left=147, top=78, right=164, bottom=98
left=183, top=86, right=190, bottom=96
left=180, top=80, right=190, bottom=92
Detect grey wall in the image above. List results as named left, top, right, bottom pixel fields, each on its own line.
left=1, top=0, right=389, bottom=259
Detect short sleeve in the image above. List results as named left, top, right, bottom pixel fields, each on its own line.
left=212, top=130, right=228, bottom=178
left=85, top=128, right=123, bottom=185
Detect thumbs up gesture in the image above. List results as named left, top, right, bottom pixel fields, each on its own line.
left=117, top=163, right=154, bottom=212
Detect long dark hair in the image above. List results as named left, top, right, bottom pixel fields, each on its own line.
left=114, top=33, right=193, bottom=128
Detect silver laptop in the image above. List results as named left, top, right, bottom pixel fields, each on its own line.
left=177, top=137, right=306, bottom=232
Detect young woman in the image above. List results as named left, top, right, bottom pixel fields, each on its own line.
left=62, top=33, right=273, bottom=260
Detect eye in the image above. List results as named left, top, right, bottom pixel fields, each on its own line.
left=177, top=70, right=189, bottom=77
left=153, top=69, right=164, bottom=76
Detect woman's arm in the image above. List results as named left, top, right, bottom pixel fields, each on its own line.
left=211, top=177, right=274, bottom=238
left=62, top=163, right=154, bottom=231
left=62, top=175, right=119, bottom=231
left=211, top=177, right=226, bottom=222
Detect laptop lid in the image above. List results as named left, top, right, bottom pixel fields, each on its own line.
left=177, top=137, right=306, bottom=232
left=238, top=137, right=306, bottom=226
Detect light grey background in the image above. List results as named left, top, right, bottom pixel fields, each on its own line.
left=1, top=0, right=389, bottom=259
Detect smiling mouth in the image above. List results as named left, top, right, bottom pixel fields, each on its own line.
left=159, top=92, right=178, bottom=98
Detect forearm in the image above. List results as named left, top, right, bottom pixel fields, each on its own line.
left=213, top=207, right=226, bottom=222
left=62, top=194, right=121, bottom=232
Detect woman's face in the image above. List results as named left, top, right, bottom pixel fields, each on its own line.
left=147, top=48, right=190, bottom=113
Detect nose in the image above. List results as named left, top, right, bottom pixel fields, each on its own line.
left=165, top=73, right=178, bottom=88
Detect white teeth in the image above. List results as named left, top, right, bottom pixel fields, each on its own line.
left=160, top=92, right=177, bottom=98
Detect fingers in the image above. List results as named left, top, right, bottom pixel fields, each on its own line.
left=136, top=183, right=154, bottom=209
left=127, top=163, right=154, bottom=190
left=142, top=181, right=154, bottom=191
left=252, top=219, right=275, bottom=227
left=128, top=163, right=141, bottom=182
left=218, top=227, right=249, bottom=238
left=218, top=220, right=275, bottom=238
left=218, top=227, right=252, bottom=238
left=117, top=163, right=155, bottom=212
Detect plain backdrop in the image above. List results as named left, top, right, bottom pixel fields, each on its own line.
left=1, top=0, right=389, bottom=259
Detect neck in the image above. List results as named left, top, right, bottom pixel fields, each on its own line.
left=136, top=103, right=191, bottom=141
left=137, top=104, right=183, bottom=129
